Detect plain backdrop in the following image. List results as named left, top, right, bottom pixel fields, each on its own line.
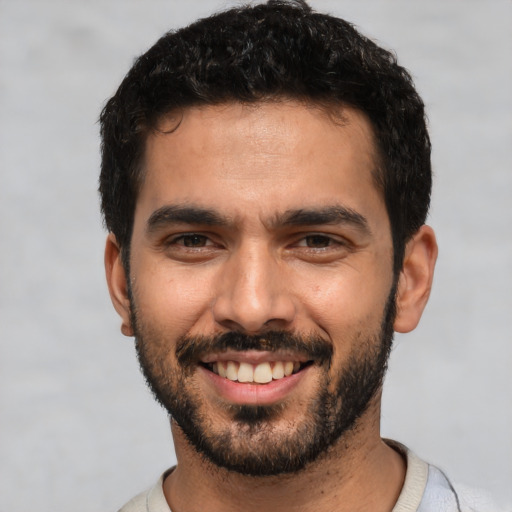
left=0, top=1, right=511, bottom=510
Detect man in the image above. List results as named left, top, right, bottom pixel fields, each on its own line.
left=99, top=1, right=495, bottom=511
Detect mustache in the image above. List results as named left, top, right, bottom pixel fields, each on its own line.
left=176, top=331, right=333, bottom=368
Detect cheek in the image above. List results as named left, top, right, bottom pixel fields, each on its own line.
left=132, top=263, right=214, bottom=332
left=297, top=265, right=392, bottom=331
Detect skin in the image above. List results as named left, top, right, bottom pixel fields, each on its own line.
left=105, top=100, right=438, bottom=512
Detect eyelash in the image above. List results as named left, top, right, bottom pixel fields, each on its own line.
left=164, top=232, right=348, bottom=251
left=166, top=233, right=216, bottom=248
left=294, top=234, right=345, bottom=249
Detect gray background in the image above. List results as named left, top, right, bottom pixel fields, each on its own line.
left=0, top=1, right=511, bottom=510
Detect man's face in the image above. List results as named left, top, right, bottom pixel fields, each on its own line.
left=123, top=101, right=396, bottom=475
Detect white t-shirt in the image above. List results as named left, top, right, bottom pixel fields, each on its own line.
left=117, top=442, right=504, bottom=512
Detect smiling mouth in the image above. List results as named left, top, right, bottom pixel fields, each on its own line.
left=201, top=360, right=313, bottom=384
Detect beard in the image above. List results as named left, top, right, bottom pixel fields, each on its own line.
left=131, top=286, right=396, bottom=477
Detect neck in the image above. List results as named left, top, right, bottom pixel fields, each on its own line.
left=163, top=400, right=406, bottom=512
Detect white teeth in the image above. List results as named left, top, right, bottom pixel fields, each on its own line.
left=272, top=361, right=285, bottom=379
left=209, top=360, right=304, bottom=382
left=237, top=362, right=254, bottom=383
left=217, top=361, right=227, bottom=378
left=226, top=361, right=238, bottom=381
left=284, top=361, right=294, bottom=376
left=253, top=362, right=273, bottom=383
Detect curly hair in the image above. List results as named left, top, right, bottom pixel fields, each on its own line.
left=99, top=0, right=431, bottom=274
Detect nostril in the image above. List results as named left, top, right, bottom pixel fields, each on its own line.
left=211, top=271, right=297, bottom=333
left=212, top=299, right=296, bottom=332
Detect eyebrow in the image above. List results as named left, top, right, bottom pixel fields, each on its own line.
left=146, top=203, right=371, bottom=236
left=275, top=206, right=371, bottom=235
left=146, top=205, right=229, bottom=234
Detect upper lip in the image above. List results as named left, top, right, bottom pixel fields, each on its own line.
left=200, top=350, right=312, bottom=365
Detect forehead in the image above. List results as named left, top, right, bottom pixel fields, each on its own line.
left=137, top=101, right=385, bottom=227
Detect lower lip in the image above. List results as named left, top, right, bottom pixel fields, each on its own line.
left=198, top=365, right=312, bottom=405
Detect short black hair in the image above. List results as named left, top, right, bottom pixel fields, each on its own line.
left=99, top=0, right=431, bottom=274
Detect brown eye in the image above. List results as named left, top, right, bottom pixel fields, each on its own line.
left=304, top=235, right=331, bottom=248
left=180, top=234, right=209, bottom=247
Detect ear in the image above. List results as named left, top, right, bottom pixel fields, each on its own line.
left=104, top=233, right=134, bottom=337
left=394, top=225, right=438, bottom=333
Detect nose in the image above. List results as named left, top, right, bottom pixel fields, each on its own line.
left=212, top=244, right=296, bottom=333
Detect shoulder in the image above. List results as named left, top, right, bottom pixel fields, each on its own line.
left=387, top=440, right=508, bottom=512
left=455, top=482, right=510, bottom=512
left=117, top=488, right=148, bottom=512
left=423, top=465, right=508, bottom=512
left=117, top=470, right=173, bottom=512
